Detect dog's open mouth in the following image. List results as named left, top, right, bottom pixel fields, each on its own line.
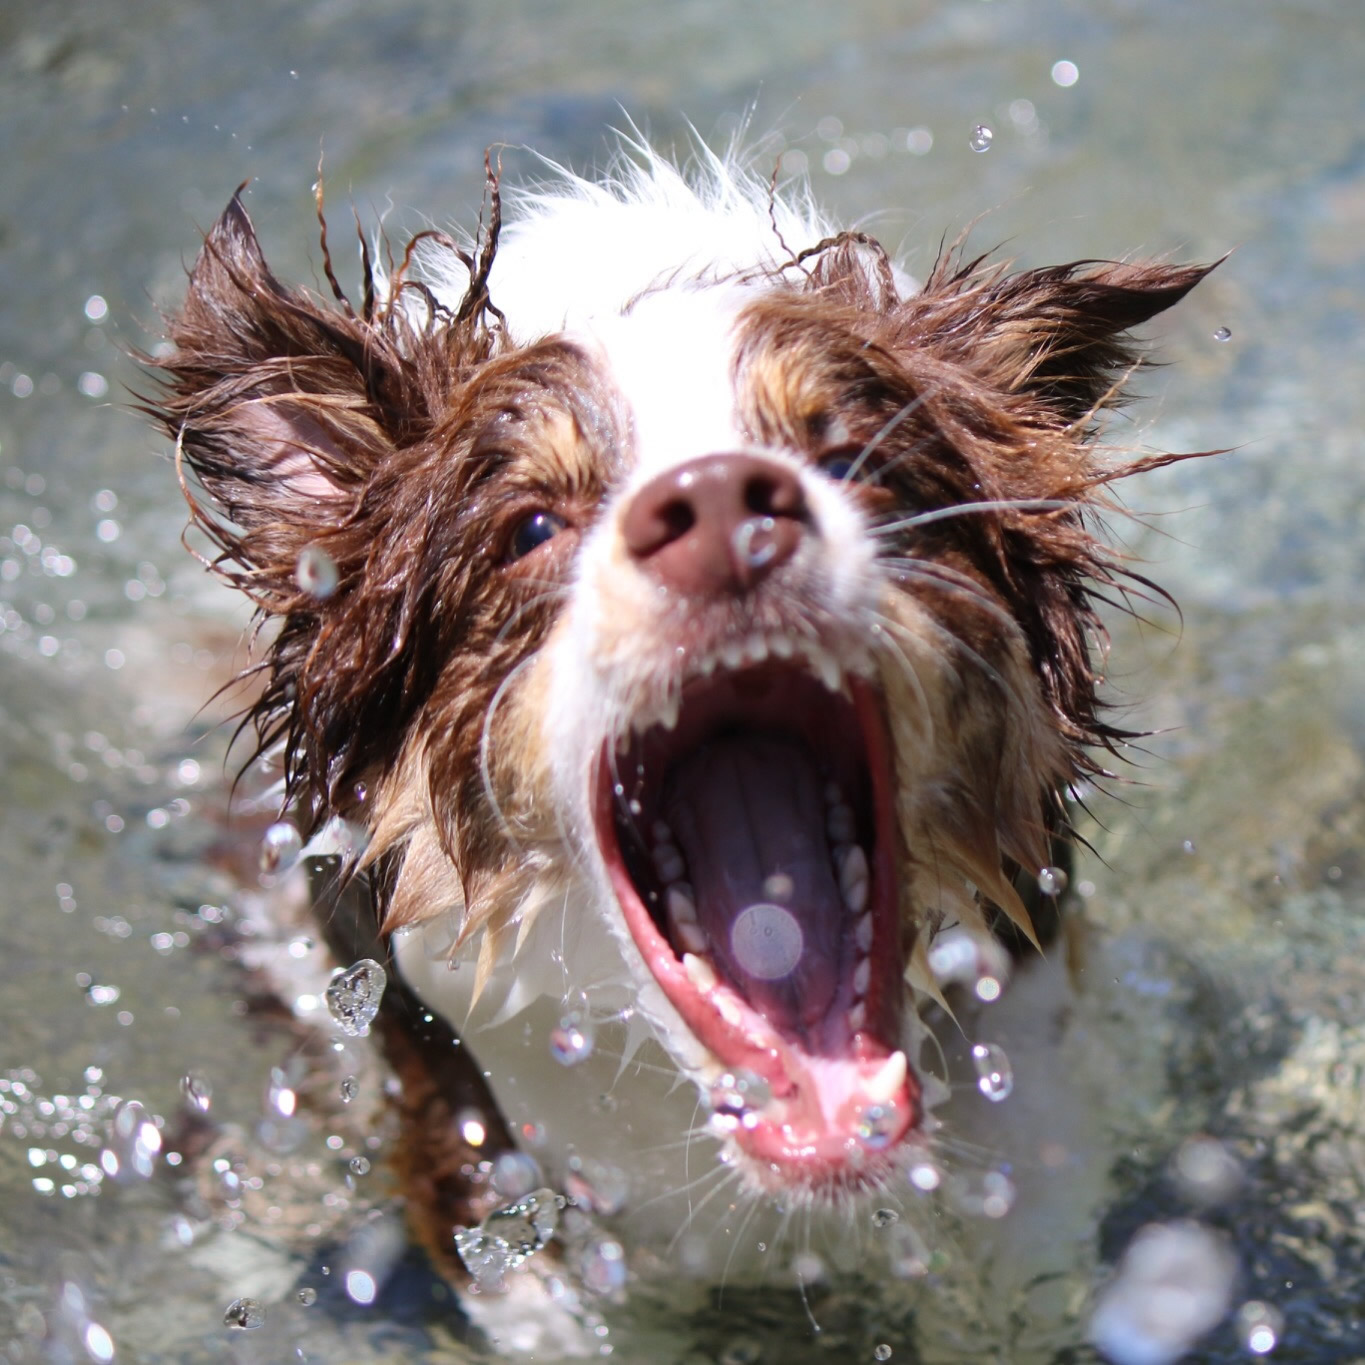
left=594, top=648, right=918, bottom=1186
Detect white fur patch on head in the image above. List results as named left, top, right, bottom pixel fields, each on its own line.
left=414, top=137, right=836, bottom=343
left=576, top=286, right=749, bottom=477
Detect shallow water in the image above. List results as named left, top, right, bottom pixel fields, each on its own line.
left=2, top=1, right=1363, bottom=1361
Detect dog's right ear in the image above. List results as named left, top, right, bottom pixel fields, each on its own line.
left=145, top=190, right=443, bottom=608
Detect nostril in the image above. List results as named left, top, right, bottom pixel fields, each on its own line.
left=661, top=499, right=695, bottom=540
left=743, top=470, right=807, bottom=521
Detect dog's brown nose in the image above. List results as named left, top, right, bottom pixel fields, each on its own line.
left=622, top=453, right=810, bottom=597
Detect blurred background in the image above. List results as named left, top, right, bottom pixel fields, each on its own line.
left=1, top=0, right=1363, bottom=1360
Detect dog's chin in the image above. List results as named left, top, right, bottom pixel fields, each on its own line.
left=592, top=647, right=921, bottom=1194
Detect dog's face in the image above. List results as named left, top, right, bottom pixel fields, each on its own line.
left=148, top=159, right=1207, bottom=1223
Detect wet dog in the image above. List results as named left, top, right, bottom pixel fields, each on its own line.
left=146, top=141, right=1209, bottom=1336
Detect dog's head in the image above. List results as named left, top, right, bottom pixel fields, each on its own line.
left=148, top=151, right=1208, bottom=1200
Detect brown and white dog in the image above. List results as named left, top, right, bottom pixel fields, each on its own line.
left=146, top=140, right=1209, bottom=1329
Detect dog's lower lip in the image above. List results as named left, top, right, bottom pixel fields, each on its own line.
left=594, top=663, right=918, bottom=1179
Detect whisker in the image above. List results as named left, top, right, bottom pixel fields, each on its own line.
left=667, top=1164, right=741, bottom=1253
left=873, top=497, right=1077, bottom=537
left=477, top=653, right=538, bottom=844
left=494, top=584, right=571, bottom=644
left=878, top=557, right=1019, bottom=634
left=843, top=390, right=935, bottom=484
left=878, top=610, right=1034, bottom=728
left=719, top=1192, right=764, bottom=1296
left=632, top=1156, right=729, bottom=1215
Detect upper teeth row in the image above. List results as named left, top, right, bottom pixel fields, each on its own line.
left=623, top=633, right=856, bottom=741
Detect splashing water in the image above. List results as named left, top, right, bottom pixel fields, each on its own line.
left=179, top=1072, right=211, bottom=1113
left=969, top=124, right=994, bottom=152
left=549, top=1011, right=595, bottom=1065
left=223, top=1298, right=266, bottom=1330
left=1236, top=1300, right=1284, bottom=1355
left=325, top=959, right=387, bottom=1037
left=259, top=821, right=303, bottom=876
left=295, top=544, right=339, bottom=598
left=971, top=1042, right=1014, bottom=1101
left=1037, top=865, right=1068, bottom=897
left=453, top=1187, right=565, bottom=1289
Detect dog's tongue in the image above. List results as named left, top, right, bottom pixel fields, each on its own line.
left=662, top=735, right=845, bottom=1040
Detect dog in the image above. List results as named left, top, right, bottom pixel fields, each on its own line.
left=145, top=138, right=1210, bottom=1344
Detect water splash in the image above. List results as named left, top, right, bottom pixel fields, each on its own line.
left=325, top=959, right=387, bottom=1037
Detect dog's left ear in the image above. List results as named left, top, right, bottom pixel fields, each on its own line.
left=907, top=257, right=1217, bottom=425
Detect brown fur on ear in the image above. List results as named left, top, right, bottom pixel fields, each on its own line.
left=908, top=251, right=1217, bottom=425
left=140, top=188, right=503, bottom=827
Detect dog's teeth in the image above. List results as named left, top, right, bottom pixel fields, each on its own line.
left=826, top=801, right=856, bottom=844
left=853, top=956, right=871, bottom=997
left=720, top=640, right=745, bottom=671
left=848, top=1001, right=867, bottom=1030
left=652, top=820, right=673, bottom=843
left=744, top=634, right=769, bottom=664
left=653, top=843, right=686, bottom=884
left=714, top=989, right=744, bottom=1027
left=666, top=882, right=697, bottom=923
left=770, top=633, right=795, bottom=659
left=658, top=691, right=680, bottom=732
left=683, top=953, right=717, bottom=992
left=802, top=642, right=842, bottom=693
left=837, top=844, right=869, bottom=913
left=855, top=912, right=873, bottom=952
left=865, top=1050, right=907, bottom=1103
left=698, top=653, right=717, bottom=678
left=676, top=920, right=708, bottom=955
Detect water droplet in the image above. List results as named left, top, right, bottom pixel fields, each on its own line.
left=549, top=1012, right=595, bottom=1065
left=1213, top=326, right=1231, bottom=342
left=339, top=1076, right=358, bottom=1104
left=1236, top=1300, right=1284, bottom=1355
left=578, top=1235, right=627, bottom=1295
left=457, top=1107, right=488, bottom=1146
left=978, top=1169, right=1015, bottom=1218
left=295, top=545, right=339, bottom=598
left=105, top=1099, right=161, bottom=1179
left=875, top=1347, right=893, bottom=1362
left=1037, top=865, right=1068, bottom=897
left=454, top=1188, right=564, bottom=1288
left=708, top=1069, right=772, bottom=1124
left=223, top=1297, right=265, bottom=1330
left=296, top=1287, right=317, bottom=1306
left=1090, top=1222, right=1237, bottom=1365
left=1172, top=1135, right=1242, bottom=1204
left=349, top=1155, right=370, bottom=1176
left=871, top=1207, right=899, bottom=1228
left=324, top=959, right=387, bottom=1037
left=492, top=1150, right=543, bottom=1199
left=730, top=902, right=804, bottom=980
left=971, top=1042, right=1013, bottom=1101
left=969, top=125, right=994, bottom=152
left=180, top=1072, right=212, bottom=1113
left=260, top=821, right=302, bottom=876
left=854, top=1098, right=906, bottom=1149
left=908, top=1160, right=941, bottom=1192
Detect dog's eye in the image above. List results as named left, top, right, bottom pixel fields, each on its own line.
left=508, top=510, right=567, bottom=560
left=817, top=447, right=864, bottom=482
